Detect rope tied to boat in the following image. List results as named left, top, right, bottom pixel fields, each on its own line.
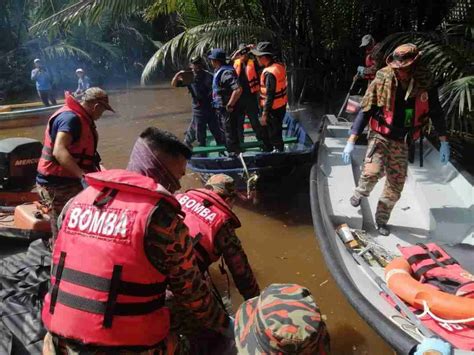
left=417, top=300, right=474, bottom=324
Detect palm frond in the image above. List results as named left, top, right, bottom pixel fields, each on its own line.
left=141, top=18, right=273, bottom=83
left=41, top=42, right=93, bottom=61
left=30, top=0, right=156, bottom=33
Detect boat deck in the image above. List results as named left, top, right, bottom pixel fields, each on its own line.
left=316, top=123, right=473, bottom=352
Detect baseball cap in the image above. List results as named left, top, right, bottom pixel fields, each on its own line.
left=75, top=68, right=84, bottom=73
left=34, top=58, right=41, bottom=63
left=208, top=48, right=227, bottom=62
left=82, top=87, right=115, bottom=112
left=360, top=34, right=375, bottom=48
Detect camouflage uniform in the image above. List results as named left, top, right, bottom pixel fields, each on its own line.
left=235, top=283, right=330, bottom=354
left=37, top=182, right=83, bottom=245
left=43, top=196, right=230, bottom=354
left=353, top=131, right=408, bottom=225
left=205, top=174, right=260, bottom=300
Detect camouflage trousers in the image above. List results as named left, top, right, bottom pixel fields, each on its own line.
left=354, top=131, right=408, bottom=225
left=37, top=182, right=83, bottom=247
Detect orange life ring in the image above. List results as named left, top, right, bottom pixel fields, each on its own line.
left=385, top=257, right=474, bottom=321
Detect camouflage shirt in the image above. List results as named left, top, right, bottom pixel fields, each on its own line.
left=214, top=223, right=260, bottom=300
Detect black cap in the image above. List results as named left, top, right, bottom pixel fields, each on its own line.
left=190, top=56, right=204, bottom=65
left=251, top=42, right=275, bottom=57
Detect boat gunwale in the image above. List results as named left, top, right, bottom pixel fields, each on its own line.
left=309, top=116, right=419, bottom=354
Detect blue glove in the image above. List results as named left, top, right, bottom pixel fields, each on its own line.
left=342, top=142, right=355, bottom=164
left=80, top=176, right=89, bottom=189
left=414, top=337, right=451, bottom=355
left=440, top=141, right=450, bottom=165
left=357, top=66, right=365, bottom=77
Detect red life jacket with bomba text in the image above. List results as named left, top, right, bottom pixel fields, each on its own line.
left=234, top=58, right=260, bottom=94
left=259, top=62, right=288, bottom=110
left=398, top=243, right=474, bottom=298
left=42, top=169, right=181, bottom=347
left=175, top=189, right=240, bottom=271
left=370, top=90, right=429, bottom=141
left=37, top=93, right=99, bottom=179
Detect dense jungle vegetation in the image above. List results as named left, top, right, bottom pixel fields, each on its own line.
left=1, top=0, right=472, bottom=167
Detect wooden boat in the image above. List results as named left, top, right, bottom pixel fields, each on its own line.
left=0, top=100, right=63, bottom=129
left=188, top=113, right=315, bottom=197
left=310, top=114, right=473, bottom=354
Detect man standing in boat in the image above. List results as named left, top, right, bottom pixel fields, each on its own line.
left=42, top=128, right=234, bottom=354
left=74, top=68, right=91, bottom=97
left=176, top=174, right=260, bottom=300
left=171, top=56, right=224, bottom=148
left=252, top=42, right=288, bottom=152
left=209, top=48, right=243, bottom=156
left=356, top=34, right=381, bottom=84
left=31, top=58, right=57, bottom=107
left=342, top=43, right=450, bottom=236
left=36, top=87, right=113, bottom=245
left=231, top=44, right=270, bottom=150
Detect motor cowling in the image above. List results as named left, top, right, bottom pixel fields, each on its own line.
left=0, top=138, right=42, bottom=190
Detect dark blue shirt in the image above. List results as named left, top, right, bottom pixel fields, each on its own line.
left=36, top=111, right=82, bottom=186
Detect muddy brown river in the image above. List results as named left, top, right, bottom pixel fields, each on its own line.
left=0, top=85, right=393, bottom=354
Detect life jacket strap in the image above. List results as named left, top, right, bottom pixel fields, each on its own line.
left=50, top=264, right=167, bottom=297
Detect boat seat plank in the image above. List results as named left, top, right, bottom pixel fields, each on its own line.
left=206, top=124, right=288, bottom=139
left=321, top=136, right=363, bottom=229
left=193, top=136, right=298, bottom=154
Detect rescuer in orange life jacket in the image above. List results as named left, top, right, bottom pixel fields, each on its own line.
left=41, top=127, right=234, bottom=354
left=342, top=44, right=450, bottom=236
left=36, top=87, right=114, bottom=246
left=176, top=174, right=260, bottom=301
left=252, top=42, right=288, bottom=152
left=231, top=44, right=271, bottom=150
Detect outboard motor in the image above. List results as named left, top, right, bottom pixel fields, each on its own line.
left=0, top=138, right=42, bottom=190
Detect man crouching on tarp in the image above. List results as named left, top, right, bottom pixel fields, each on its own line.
left=42, top=127, right=234, bottom=354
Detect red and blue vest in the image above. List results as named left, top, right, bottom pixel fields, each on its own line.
left=176, top=189, right=240, bottom=270
left=37, top=93, right=99, bottom=179
left=42, top=169, right=180, bottom=347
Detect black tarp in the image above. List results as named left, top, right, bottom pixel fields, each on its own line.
left=0, top=240, right=51, bottom=354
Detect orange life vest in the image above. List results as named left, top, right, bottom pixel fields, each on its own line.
left=370, top=90, right=429, bottom=141
left=37, top=93, right=99, bottom=179
left=234, top=58, right=260, bottom=94
left=42, top=169, right=179, bottom=347
left=176, top=189, right=240, bottom=271
left=259, top=62, right=288, bottom=110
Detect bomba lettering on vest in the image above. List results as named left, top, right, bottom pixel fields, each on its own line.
left=178, top=195, right=216, bottom=223
left=66, top=205, right=135, bottom=241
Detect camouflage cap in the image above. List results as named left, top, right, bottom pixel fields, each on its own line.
left=235, top=283, right=330, bottom=354
left=205, top=174, right=236, bottom=198
left=82, top=87, right=115, bottom=112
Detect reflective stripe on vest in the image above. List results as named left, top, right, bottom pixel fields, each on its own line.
left=369, top=90, right=429, bottom=140
left=234, top=59, right=260, bottom=94
left=259, top=62, right=288, bottom=110
left=212, top=65, right=235, bottom=108
left=398, top=243, right=474, bottom=298
left=176, top=189, right=240, bottom=270
left=42, top=169, right=180, bottom=347
left=37, top=93, right=99, bottom=179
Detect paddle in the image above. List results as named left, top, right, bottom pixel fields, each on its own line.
left=337, top=76, right=358, bottom=119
